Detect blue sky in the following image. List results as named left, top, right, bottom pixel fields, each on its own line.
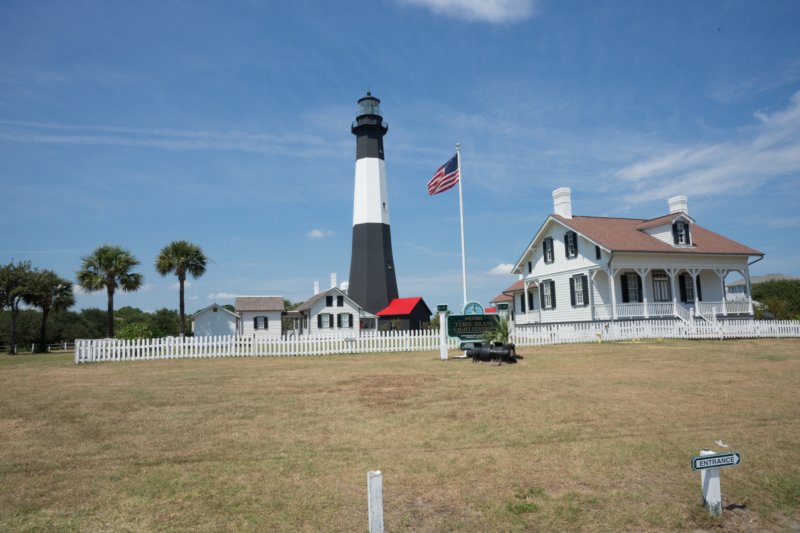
left=1, top=0, right=799, bottom=313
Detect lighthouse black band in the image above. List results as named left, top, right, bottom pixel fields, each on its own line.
left=348, top=223, right=399, bottom=314
left=352, top=115, right=388, bottom=160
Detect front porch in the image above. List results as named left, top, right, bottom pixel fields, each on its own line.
left=512, top=264, right=755, bottom=325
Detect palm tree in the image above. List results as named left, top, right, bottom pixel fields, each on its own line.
left=77, top=245, right=143, bottom=338
left=155, top=240, right=208, bottom=337
left=24, top=270, right=75, bottom=352
left=0, top=260, right=33, bottom=354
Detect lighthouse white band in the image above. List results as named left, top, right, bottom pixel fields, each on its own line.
left=353, top=158, right=390, bottom=225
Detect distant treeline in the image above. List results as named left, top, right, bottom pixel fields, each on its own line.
left=0, top=306, right=181, bottom=346
left=752, top=280, right=800, bottom=320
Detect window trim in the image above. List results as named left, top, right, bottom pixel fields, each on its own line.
left=543, top=238, right=554, bottom=264
left=565, top=231, right=578, bottom=259
left=254, top=316, right=268, bottom=330
left=652, top=270, right=671, bottom=302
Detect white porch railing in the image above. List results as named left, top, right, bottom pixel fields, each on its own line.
left=647, top=302, right=674, bottom=316
left=725, top=300, right=750, bottom=314
left=515, top=310, right=541, bottom=325
left=616, top=303, right=644, bottom=318
left=674, top=303, right=693, bottom=323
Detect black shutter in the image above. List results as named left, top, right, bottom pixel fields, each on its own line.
left=582, top=275, right=590, bottom=307
left=528, top=291, right=534, bottom=309
left=253, top=317, right=258, bottom=330
left=621, top=274, right=630, bottom=303
left=337, top=314, right=341, bottom=328
left=595, top=245, right=601, bottom=260
left=349, top=313, right=354, bottom=328
left=528, top=261, right=532, bottom=274
left=679, top=274, right=687, bottom=302
left=570, top=277, right=576, bottom=306
left=697, top=277, right=702, bottom=301
left=565, top=233, right=570, bottom=258
left=636, top=274, right=643, bottom=303
left=520, top=294, right=525, bottom=311
left=672, top=223, right=679, bottom=244
left=317, top=314, right=322, bottom=328
left=264, top=317, right=268, bottom=329
left=574, top=232, right=579, bottom=257
left=550, top=280, right=557, bottom=308
left=540, top=286, right=545, bottom=309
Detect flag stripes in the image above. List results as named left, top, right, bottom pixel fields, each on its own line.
left=427, top=153, right=459, bottom=195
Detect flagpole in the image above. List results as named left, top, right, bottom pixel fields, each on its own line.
left=456, top=143, right=467, bottom=307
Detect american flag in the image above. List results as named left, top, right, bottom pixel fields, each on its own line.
left=427, top=153, right=459, bottom=195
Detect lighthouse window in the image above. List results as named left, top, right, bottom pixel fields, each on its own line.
left=382, top=202, right=386, bottom=211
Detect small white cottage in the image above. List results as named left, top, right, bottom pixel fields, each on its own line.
left=235, top=296, right=285, bottom=339
left=293, top=287, right=377, bottom=337
left=190, top=303, right=239, bottom=337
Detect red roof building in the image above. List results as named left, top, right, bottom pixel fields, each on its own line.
left=376, top=297, right=433, bottom=331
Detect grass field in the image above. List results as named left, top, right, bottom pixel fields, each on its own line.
left=1, top=339, right=799, bottom=532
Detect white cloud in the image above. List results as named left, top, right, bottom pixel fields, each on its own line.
left=615, top=90, right=800, bottom=205
left=169, top=281, right=192, bottom=290
left=207, top=292, right=236, bottom=300
left=72, top=285, right=85, bottom=295
left=140, top=283, right=156, bottom=293
left=397, top=0, right=537, bottom=23
left=488, top=263, right=514, bottom=276
left=306, top=229, right=334, bottom=239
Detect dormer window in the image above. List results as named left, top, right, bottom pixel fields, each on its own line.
left=543, top=237, right=554, bottom=264
left=672, top=220, right=691, bottom=246
left=565, top=231, right=578, bottom=259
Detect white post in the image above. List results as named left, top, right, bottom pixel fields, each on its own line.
left=368, top=470, right=384, bottom=533
left=438, top=309, right=448, bottom=361
left=456, top=143, right=467, bottom=306
left=699, top=450, right=722, bottom=516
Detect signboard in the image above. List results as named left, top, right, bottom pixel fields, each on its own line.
left=691, top=452, right=741, bottom=471
left=447, top=314, right=499, bottom=341
left=463, top=301, right=484, bottom=315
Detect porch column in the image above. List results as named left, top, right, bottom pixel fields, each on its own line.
left=714, top=269, right=728, bottom=316
left=635, top=267, right=650, bottom=319
left=666, top=268, right=678, bottom=317
left=590, top=270, right=599, bottom=321
left=608, top=268, right=618, bottom=320
left=522, top=280, right=529, bottom=315
left=688, top=268, right=701, bottom=317
left=744, top=268, right=754, bottom=315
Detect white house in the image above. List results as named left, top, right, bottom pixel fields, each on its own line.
left=190, top=303, right=239, bottom=336
left=293, top=287, right=378, bottom=337
left=235, top=296, right=285, bottom=338
left=510, top=188, right=763, bottom=325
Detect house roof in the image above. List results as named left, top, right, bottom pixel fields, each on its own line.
left=552, top=215, right=763, bottom=256
left=635, top=212, right=694, bottom=230
left=490, top=292, right=513, bottom=304
left=234, top=296, right=285, bottom=312
left=190, top=303, right=239, bottom=320
left=376, top=297, right=432, bottom=317
left=297, top=287, right=347, bottom=313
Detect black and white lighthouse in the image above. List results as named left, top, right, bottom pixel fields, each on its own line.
left=347, top=92, right=399, bottom=314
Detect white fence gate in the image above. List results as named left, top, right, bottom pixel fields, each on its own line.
left=74, top=319, right=800, bottom=364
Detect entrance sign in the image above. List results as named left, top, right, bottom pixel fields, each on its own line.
left=691, top=452, right=741, bottom=471
left=447, top=314, right=499, bottom=341
left=462, top=301, right=484, bottom=315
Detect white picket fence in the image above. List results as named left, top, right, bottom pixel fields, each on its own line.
left=73, top=319, right=800, bottom=364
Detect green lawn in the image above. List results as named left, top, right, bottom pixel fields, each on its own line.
left=1, top=339, right=799, bottom=531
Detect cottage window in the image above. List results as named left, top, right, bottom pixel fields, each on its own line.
left=340, top=313, right=350, bottom=328
left=326, top=295, right=333, bottom=307
left=622, top=273, right=643, bottom=303
left=595, top=246, right=601, bottom=260
left=571, top=274, right=589, bottom=307
left=541, top=280, right=556, bottom=310
left=527, top=261, right=532, bottom=274
left=543, top=238, right=554, bottom=264
left=254, top=316, right=268, bottom=330
left=672, top=220, right=691, bottom=246
left=653, top=271, right=671, bottom=302
left=337, top=295, right=344, bottom=307
left=679, top=273, right=702, bottom=303
left=527, top=291, right=535, bottom=310
left=565, top=231, right=578, bottom=259
left=320, top=313, right=331, bottom=328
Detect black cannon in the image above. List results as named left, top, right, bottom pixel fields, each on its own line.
left=467, top=342, right=519, bottom=364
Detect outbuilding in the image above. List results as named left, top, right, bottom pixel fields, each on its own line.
left=190, top=303, right=239, bottom=337
left=376, top=297, right=432, bottom=331
left=235, top=296, right=285, bottom=339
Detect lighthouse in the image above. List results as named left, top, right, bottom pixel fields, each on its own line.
left=348, top=92, right=399, bottom=314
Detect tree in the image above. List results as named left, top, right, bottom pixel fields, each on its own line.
left=0, top=260, right=34, bottom=354
left=23, top=270, right=75, bottom=352
left=115, top=323, right=153, bottom=340
left=483, top=315, right=511, bottom=345
left=155, top=240, right=208, bottom=337
left=77, top=245, right=143, bottom=338
left=752, top=280, right=800, bottom=320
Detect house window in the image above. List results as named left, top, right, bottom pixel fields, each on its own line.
left=326, top=295, right=333, bottom=307
left=212, top=307, right=218, bottom=313
left=543, top=238, right=554, bottom=264
left=673, top=220, right=691, bottom=246
left=319, top=313, right=331, bottom=328
left=541, top=280, right=556, bottom=310
left=519, top=294, right=525, bottom=311
left=527, top=261, right=532, bottom=274
left=254, top=316, right=268, bottom=330
left=340, top=313, right=351, bottom=328
left=622, top=273, right=643, bottom=303
left=595, top=246, right=601, bottom=260
left=337, top=295, right=344, bottom=307
left=571, top=274, right=589, bottom=307
left=679, top=273, right=701, bottom=303
left=565, top=231, right=578, bottom=259
left=527, top=291, right=535, bottom=310
left=653, top=270, right=671, bottom=302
